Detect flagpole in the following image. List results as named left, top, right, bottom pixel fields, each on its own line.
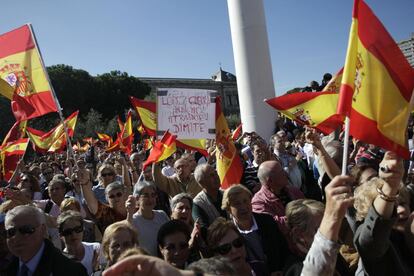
left=341, top=116, right=351, bottom=176
left=27, top=23, right=76, bottom=161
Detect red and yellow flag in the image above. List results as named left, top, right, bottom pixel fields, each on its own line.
left=215, top=97, right=243, bottom=189
left=0, top=25, right=58, bottom=121
left=97, top=132, right=112, bottom=142
left=118, top=110, right=134, bottom=154
left=0, top=138, right=29, bottom=180
left=2, top=120, right=27, bottom=146
left=266, top=92, right=343, bottom=135
left=143, top=131, right=177, bottom=169
left=231, top=123, right=243, bottom=140
left=143, top=137, right=154, bottom=151
left=26, top=111, right=79, bottom=153
left=130, top=96, right=208, bottom=156
left=130, top=97, right=157, bottom=136
left=337, top=0, right=414, bottom=159
left=322, top=68, right=344, bottom=93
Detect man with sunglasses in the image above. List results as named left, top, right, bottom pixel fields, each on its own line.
left=3, top=205, right=87, bottom=275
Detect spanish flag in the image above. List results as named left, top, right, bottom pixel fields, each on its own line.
left=26, top=111, right=79, bottom=153
left=130, top=96, right=208, bottom=156
left=97, top=132, right=112, bottom=142
left=118, top=110, right=134, bottom=154
left=215, top=97, right=243, bottom=189
left=143, top=131, right=177, bottom=169
left=130, top=97, right=157, bottom=136
left=322, top=68, right=344, bottom=93
left=2, top=120, right=27, bottom=146
left=337, top=0, right=414, bottom=159
left=0, top=25, right=58, bottom=121
left=0, top=138, right=29, bottom=180
left=266, top=92, right=343, bottom=135
left=231, top=123, right=243, bottom=140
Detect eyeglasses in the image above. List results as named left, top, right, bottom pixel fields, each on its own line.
left=164, top=241, right=189, bottom=252
left=60, top=225, right=83, bottom=236
left=108, top=192, right=123, bottom=199
left=214, top=237, right=244, bottom=255
left=101, top=172, right=115, bottom=177
left=6, top=225, right=39, bottom=238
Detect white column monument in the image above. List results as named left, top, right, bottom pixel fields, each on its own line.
left=227, top=0, right=276, bottom=140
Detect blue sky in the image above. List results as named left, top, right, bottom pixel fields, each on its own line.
left=1, top=0, right=413, bottom=95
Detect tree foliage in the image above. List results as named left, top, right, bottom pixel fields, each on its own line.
left=0, top=65, right=151, bottom=139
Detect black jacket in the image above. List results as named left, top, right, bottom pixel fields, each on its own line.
left=2, top=239, right=87, bottom=276
left=252, top=212, right=290, bottom=273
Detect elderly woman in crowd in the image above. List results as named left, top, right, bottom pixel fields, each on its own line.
left=99, top=220, right=139, bottom=271
left=170, top=193, right=193, bottom=227
left=207, top=217, right=254, bottom=276
left=353, top=151, right=414, bottom=275
left=126, top=181, right=170, bottom=256
left=157, top=219, right=192, bottom=269
left=283, top=199, right=325, bottom=274
left=57, top=210, right=101, bottom=275
left=79, top=166, right=128, bottom=233
left=222, top=184, right=289, bottom=275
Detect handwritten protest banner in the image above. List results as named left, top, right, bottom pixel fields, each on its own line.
left=157, top=88, right=216, bottom=139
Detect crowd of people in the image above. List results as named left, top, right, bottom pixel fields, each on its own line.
left=0, top=115, right=414, bottom=276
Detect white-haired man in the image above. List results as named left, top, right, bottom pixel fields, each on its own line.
left=4, top=205, right=86, bottom=275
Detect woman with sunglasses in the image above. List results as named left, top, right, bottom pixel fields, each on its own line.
left=93, top=160, right=131, bottom=205
left=57, top=210, right=100, bottom=275
left=126, top=181, right=169, bottom=256
left=157, top=220, right=191, bottom=269
left=207, top=217, right=253, bottom=276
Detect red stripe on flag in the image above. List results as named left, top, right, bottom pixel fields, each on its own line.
left=0, top=25, right=35, bottom=59
left=266, top=92, right=336, bottom=109
left=221, top=153, right=243, bottom=189
left=350, top=108, right=409, bottom=159
left=12, top=91, right=57, bottom=121
left=357, top=0, right=414, bottom=101
left=316, top=114, right=344, bottom=135
left=337, top=84, right=354, bottom=117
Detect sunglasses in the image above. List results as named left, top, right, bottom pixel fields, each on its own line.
left=164, top=241, right=189, bottom=251
left=6, top=225, right=39, bottom=238
left=60, top=225, right=83, bottom=236
left=214, top=237, right=244, bottom=255
left=108, top=192, right=123, bottom=199
left=101, top=172, right=115, bottom=177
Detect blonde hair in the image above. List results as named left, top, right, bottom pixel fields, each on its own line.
left=354, top=177, right=385, bottom=221
left=101, top=221, right=139, bottom=264
left=286, top=199, right=325, bottom=232
left=60, top=197, right=81, bottom=212
left=221, top=184, right=252, bottom=211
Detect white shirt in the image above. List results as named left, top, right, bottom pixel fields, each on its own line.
left=232, top=216, right=258, bottom=234
left=64, top=242, right=100, bottom=275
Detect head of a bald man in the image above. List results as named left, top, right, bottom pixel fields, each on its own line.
left=257, top=160, right=289, bottom=194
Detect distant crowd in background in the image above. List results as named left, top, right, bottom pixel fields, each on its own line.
left=1, top=114, right=414, bottom=276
